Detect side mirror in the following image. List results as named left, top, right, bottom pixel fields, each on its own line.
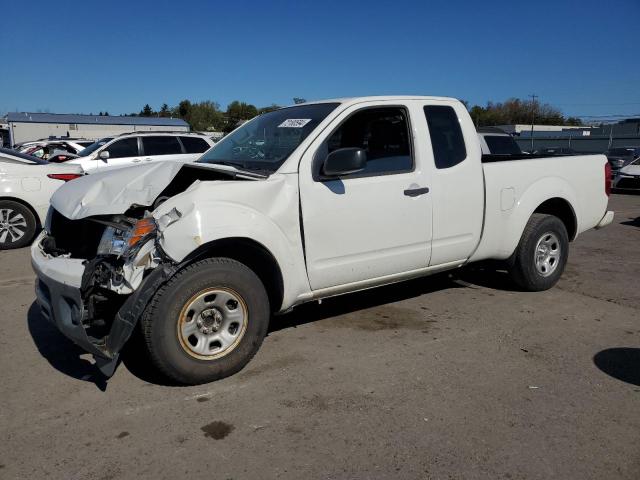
left=99, top=150, right=110, bottom=162
left=322, top=148, right=367, bottom=177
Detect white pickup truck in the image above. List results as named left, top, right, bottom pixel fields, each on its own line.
left=31, top=96, right=614, bottom=384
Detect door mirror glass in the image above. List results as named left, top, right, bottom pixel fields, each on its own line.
left=322, top=148, right=367, bottom=176
left=99, top=150, right=110, bottom=161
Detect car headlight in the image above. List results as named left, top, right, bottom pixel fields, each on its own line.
left=97, top=217, right=157, bottom=257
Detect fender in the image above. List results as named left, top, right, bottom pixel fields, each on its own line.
left=154, top=176, right=312, bottom=310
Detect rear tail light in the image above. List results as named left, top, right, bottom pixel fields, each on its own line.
left=604, top=162, right=612, bottom=197
left=47, top=173, right=83, bottom=182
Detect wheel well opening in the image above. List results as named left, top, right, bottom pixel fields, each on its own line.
left=184, top=238, right=285, bottom=312
left=533, top=198, right=577, bottom=240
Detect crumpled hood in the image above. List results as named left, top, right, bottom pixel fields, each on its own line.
left=51, top=161, right=187, bottom=219
left=619, top=164, right=640, bottom=176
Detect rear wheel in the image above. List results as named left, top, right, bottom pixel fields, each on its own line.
left=141, top=257, right=270, bottom=385
left=508, top=213, right=569, bottom=291
left=0, top=200, right=37, bottom=249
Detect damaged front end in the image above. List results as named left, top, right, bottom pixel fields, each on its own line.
left=32, top=207, right=182, bottom=376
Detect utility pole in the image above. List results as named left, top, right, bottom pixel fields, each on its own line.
left=529, top=94, right=538, bottom=152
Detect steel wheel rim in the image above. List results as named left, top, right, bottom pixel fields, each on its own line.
left=0, top=208, right=27, bottom=244
left=534, top=231, right=561, bottom=277
left=177, top=287, right=248, bottom=360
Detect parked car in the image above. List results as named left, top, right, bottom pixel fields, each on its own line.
left=477, top=127, right=523, bottom=155
left=16, top=139, right=91, bottom=162
left=0, top=147, right=83, bottom=249
left=66, top=132, right=215, bottom=172
left=612, top=157, right=640, bottom=191
left=32, top=96, right=613, bottom=384
left=534, top=147, right=577, bottom=156
left=605, top=147, right=640, bottom=172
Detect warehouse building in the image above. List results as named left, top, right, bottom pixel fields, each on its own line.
left=4, top=112, right=190, bottom=146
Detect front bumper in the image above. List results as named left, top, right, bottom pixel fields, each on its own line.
left=31, top=232, right=177, bottom=376
left=31, top=233, right=108, bottom=358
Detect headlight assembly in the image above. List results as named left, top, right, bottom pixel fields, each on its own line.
left=97, top=217, right=157, bottom=258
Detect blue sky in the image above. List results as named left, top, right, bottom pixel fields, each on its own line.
left=2, top=0, right=639, bottom=120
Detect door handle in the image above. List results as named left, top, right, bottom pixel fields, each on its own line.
left=132, top=158, right=141, bottom=163
left=404, top=187, right=430, bottom=197
left=144, top=157, right=152, bottom=162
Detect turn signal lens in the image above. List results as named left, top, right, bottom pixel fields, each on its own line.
left=127, top=217, right=157, bottom=247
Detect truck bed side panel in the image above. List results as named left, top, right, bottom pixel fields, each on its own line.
left=470, top=154, right=609, bottom=262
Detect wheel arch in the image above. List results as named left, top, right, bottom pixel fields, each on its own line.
left=181, top=237, right=285, bottom=313
left=532, top=197, right=577, bottom=241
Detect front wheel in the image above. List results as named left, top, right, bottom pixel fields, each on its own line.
left=141, top=257, right=270, bottom=385
left=508, top=213, right=569, bottom=291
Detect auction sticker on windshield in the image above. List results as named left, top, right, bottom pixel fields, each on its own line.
left=278, top=119, right=312, bottom=128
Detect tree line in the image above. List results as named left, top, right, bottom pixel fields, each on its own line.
left=124, top=96, right=582, bottom=132
left=465, top=98, right=582, bottom=127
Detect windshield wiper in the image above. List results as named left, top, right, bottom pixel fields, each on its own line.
left=207, top=161, right=269, bottom=178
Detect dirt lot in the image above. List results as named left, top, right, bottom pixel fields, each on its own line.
left=0, top=194, right=638, bottom=480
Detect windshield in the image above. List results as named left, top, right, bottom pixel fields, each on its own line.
left=484, top=135, right=522, bottom=155
left=198, top=103, right=339, bottom=173
left=78, top=137, right=113, bottom=157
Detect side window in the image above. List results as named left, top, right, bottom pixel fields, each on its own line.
left=105, top=138, right=139, bottom=159
left=326, top=107, right=412, bottom=176
left=424, top=105, right=467, bottom=169
left=142, top=136, right=183, bottom=156
left=180, top=136, right=210, bottom=153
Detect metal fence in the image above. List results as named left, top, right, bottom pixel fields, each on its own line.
left=515, top=135, right=640, bottom=154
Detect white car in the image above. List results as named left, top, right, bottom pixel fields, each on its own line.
left=0, top=148, right=83, bottom=249
left=612, top=157, right=640, bottom=190
left=67, top=132, right=215, bottom=172
left=32, top=96, right=613, bottom=383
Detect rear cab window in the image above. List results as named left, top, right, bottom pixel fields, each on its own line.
left=142, top=136, right=183, bottom=156
left=483, top=135, right=522, bottom=155
left=424, top=105, right=467, bottom=168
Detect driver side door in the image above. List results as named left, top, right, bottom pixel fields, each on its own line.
left=298, top=101, right=433, bottom=291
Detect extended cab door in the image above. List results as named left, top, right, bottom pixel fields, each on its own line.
left=298, top=101, right=433, bottom=291
left=420, top=101, right=484, bottom=265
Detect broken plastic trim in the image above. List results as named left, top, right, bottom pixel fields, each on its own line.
left=94, top=262, right=178, bottom=376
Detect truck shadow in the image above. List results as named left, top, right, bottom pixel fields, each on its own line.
left=270, top=270, right=507, bottom=333
left=26, top=266, right=518, bottom=387
left=26, top=302, right=109, bottom=391
left=593, top=348, right=640, bottom=386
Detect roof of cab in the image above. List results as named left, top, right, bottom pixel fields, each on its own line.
left=290, top=95, right=460, bottom=107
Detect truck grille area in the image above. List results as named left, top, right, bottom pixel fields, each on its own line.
left=48, top=209, right=106, bottom=258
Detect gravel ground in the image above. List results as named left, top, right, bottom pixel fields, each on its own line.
left=0, top=194, right=638, bottom=480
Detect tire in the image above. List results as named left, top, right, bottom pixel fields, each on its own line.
left=0, top=200, right=37, bottom=250
left=141, top=257, right=270, bottom=385
left=508, top=213, right=569, bottom=292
